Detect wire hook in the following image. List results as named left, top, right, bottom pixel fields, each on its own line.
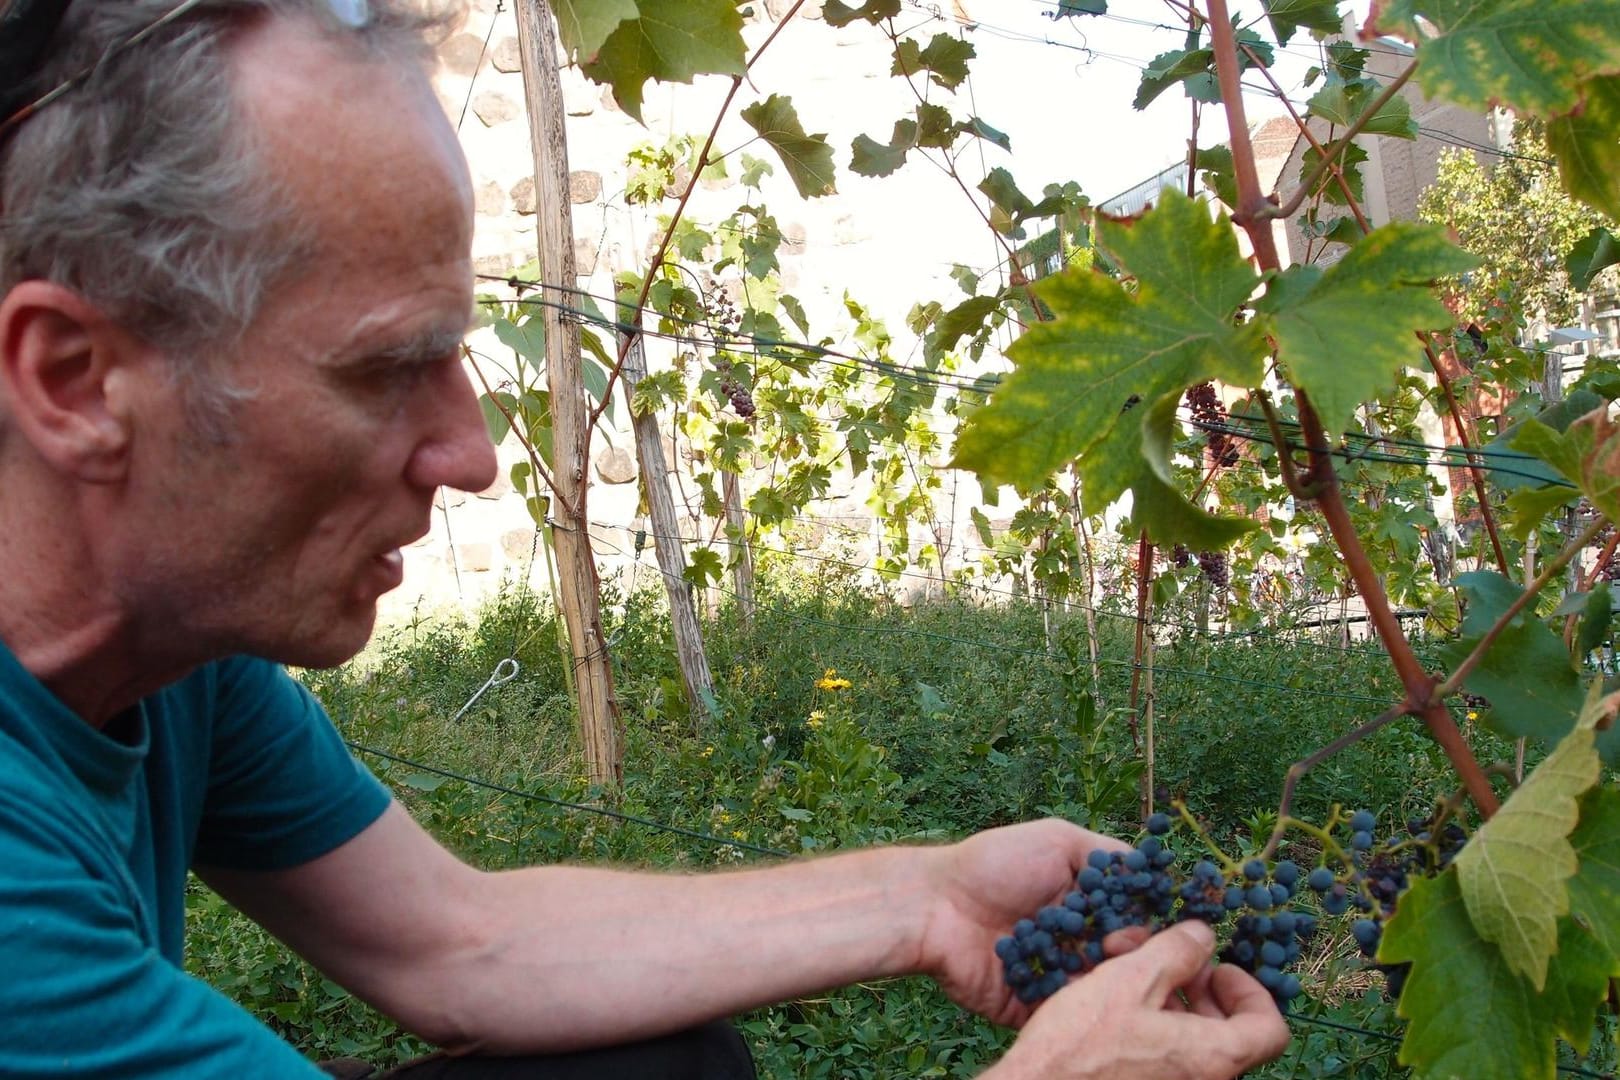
left=451, top=657, right=520, bottom=723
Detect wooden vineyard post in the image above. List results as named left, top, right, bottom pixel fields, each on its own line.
left=513, top=0, right=622, bottom=785
left=618, top=326, right=717, bottom=722
left=722, top=470, right=756, bottom=631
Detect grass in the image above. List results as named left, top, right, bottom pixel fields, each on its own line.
left=184, top=569, right=1551, bottom=1076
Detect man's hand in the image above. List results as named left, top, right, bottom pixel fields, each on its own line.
left=980, top=921, right=1291, bottom=1080
left=916, top=818, right=1130, bottom=1024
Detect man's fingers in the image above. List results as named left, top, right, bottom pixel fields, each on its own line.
left=1208, top=962, right=1282, bottom=1020
left=1101, top=925, right=1152, bottom=957
left=1114, top=920, right=1217, bottom=1002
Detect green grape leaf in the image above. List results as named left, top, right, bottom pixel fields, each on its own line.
left=580, top=0, right=747, bottom=122
left=1509, top=406, right=1620, bottom=522
left=850, top=118, right=917, bottom=178
left=682, top=546, right=724, bottom=587
left=1371, top=0, right=1620, bottom=118
left=914, top=102, right=956, bottom=148
left=1485, top=389, right=1607, bottom=490
left=1440, top=571, right=1585, bottom=741
left=928, top=294, right=1002, bottom=356
left=1547, top=75, right=1620, bottom=218
left=1259, top=222, right=1476, bottom=436
left=957, top=116, right=1012, bottom=151
left=1569, top=784, right=1620, bottom=963
left=1454, top=682, right=1605, bottom=989
left=953, top=190, right=1267, bottom=489
left=1078, top=393, right=1257, bottom=548
left=1135, top=45, right=1213, bottom=110
left=740, top=95, right=837, bottom=198
left=1551, top=784, right=1620, bottom=1050
left=1197, top=144, right=1239, bottom=207
left=494, top=315, right=547, bottom=367
left=1565, top=226, right=1620, bottom=292
left=1578, top=582, right=1614, bottom=659
left=1299, top=139, right=1368, bottom=205
left=780, top=293, right=810, bottom=337
left=1382, top=871, right=1557, bottom=1080
left=553, top=0, right=637, bottom=63
left=891, top=34, right=975, bottom=90
left=478, top=391, right=515, bottom=446
left=821, top=0, right=902, bottom=26
left=1262, top=0, right=1342, bottom=45
left=1307, top=77, right=1419, bottom=138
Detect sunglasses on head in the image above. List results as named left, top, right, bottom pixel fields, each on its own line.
left=0, top=0, right=370, bottom=141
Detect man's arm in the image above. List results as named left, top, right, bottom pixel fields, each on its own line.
left=200, top=805, right=1287, bottom=1076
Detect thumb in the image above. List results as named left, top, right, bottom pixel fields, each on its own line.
left=1113, top=920, right=1217, bottom=1002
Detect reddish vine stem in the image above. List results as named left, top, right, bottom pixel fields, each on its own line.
left=589, top=0, right=807, bottom=433
left=1270, top=62, right=1418, bottom=221
left=1261, top=701, right=1412, bottom=859
left=1241, top=48, right=1371, bottom=232
left=1566, top=527, right=1619, bottom=649
left=1424, top=338, right=1511, bottom=575
left=1205, top=0, right=1500, bottom=817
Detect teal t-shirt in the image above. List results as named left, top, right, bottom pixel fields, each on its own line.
left=0, top=641, right=392, bottom=1075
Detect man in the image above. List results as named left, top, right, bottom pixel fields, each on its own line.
left=0, top=1, right=1291, bottom=1076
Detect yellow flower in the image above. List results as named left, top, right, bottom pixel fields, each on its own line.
left=717, top=811, right=732, bottom=824
left=699, top=745, right=715, bottom=759
left=1466, top=710, right=1478, bottom=722
left=806, top=710, right=825, bottom=729
left=814, top=668, right=852, bottom=691
left=731, top=830, right=746, bottom=840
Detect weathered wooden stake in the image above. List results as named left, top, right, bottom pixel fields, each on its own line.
left=514, top=0, right=622, bottom=785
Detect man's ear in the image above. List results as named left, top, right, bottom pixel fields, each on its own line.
left=0, top=281, right=149, bottom=482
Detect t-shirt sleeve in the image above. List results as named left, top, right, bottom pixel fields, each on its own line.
left=0, top=794, right=330, bottom=1077
left=193, top=658, right=391, bottom=871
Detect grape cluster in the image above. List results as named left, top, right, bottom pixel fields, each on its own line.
left=1197, top=550, right=1230, bottom=590
left=995, top=813, right=1310, bottom=1010
left=997, top=807, right=1470, bottom=1014
left=1171, top=544, right=1192, bottom=569
left=1304, top=809, right=1468, bottom=1000
left=1219, top=858, right=1315, bottom=1003
left=1184, top=382, right=1240, bottom=467
left=702, top=280, right=742, bottom=333
left=711, top=358, right=757, bottom=420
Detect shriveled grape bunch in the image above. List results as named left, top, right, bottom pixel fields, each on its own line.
left=711, top=356, right=757, bottom=420
left=995, top=806, right=1469, bottom=1011
left=1184, top=381, right=1240, bottom=468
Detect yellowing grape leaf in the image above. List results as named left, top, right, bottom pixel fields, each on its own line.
left=740, top=95, right=837, bottom=198
left=580, top=0, right=747, bottom=122
left=1371, top=0, right=1620, bottom=118
left=1259, top=222, right=1476, bottom=436
left=1547, top=76, right=1620, bottom=218
left=1454, top=682, right=1606, bottom=988
left=1078, top=393, right=1257, bottom=549
left=1383, top=871, right=1557, bottom=1080
left=952, top=190, right=1267, bottom=489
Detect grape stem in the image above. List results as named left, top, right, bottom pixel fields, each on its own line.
left=1260, top=703, right=1410, bottom=859
left=1171, top=799, right=1243, bottom=876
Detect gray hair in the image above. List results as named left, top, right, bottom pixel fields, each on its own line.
left=0, top=0, right=462, bottom=433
